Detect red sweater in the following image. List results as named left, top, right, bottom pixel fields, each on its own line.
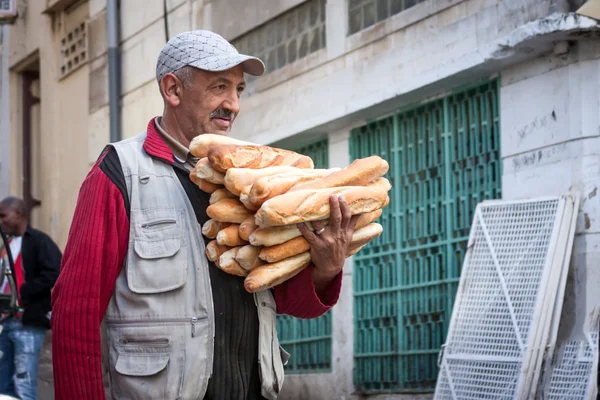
left=51, top=119, right=342, bottom=400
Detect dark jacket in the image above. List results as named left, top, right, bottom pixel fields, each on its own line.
left=18, top=226, right=62, bottom=328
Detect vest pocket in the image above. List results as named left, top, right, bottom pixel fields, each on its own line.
left=109, top=328, right=184, bottom=400
left=128, top=208, right=188, bottom=294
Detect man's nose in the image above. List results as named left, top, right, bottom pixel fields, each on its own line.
left=223, top=91, right=240, bottom=116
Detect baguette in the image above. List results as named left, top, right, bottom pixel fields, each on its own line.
left=347, top=243, right=366, bottom=257
left=239, top=186, right=260, bottom=211
left=255, top=178, right=391, bottom=227
left=208, top=144, right=314, bottom=172
left=244, top=252, right=311, bottom=293
left=189, top=133, right=254, bottom=159
left=259, top=236, right=310, bottom=263
left=189, top=172, right=221, bottom=193
left=247, top=168, right=340, bottom=208
left=259, top=222, right=383, bottom=263
left=290, top=156, right=389, bottom=192
left=235, top=245, right=264, bottom=271
left=249, top=209, right=382, bottom=246
left=207, top=198, right=254, bottom=224
left=239, top=216, right=258, bottom=242
left=205, top=240, right=231, bottom=264
left=223, top=166, right=304, bottom=196
left=216, top=224, right=247, bottom=247
left=218, top=247, right=249, bottom=277
left=191, top=158, right=225, bottom=184
left=209, top=188, right=237, bottom=204
left=201, top=219, right=231, bottom=239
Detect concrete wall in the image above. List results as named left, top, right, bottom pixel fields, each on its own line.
left=230, top=0, right=557, bottom=146
left=8, top=0, right=90, bottom=247
left=0, top=25, right=9, bottom=199
left=500, top=39, right=600, bottom=358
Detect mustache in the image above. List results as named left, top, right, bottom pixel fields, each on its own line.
left=210, top=108, right=235, bottom=120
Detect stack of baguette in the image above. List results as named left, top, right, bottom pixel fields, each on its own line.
left=189, top=134, right=391, bottom=293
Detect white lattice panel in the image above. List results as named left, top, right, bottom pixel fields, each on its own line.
left=543, top=331, right=598, bottom=399
left=434, top=195, right=578, bottom=400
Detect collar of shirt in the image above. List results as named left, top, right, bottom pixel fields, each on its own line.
left=153, top=117, right=199, bottom=171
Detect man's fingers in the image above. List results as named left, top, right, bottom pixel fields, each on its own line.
left=297, top=223, right=319, bottom=244
left=339, top=195, right=352, bottom=230
left=329, top=194, right=342, bottom=232
left=311, top=220, right=326, bottom=233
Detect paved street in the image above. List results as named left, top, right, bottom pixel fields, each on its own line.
left=38, top=331, right=54, bottom=400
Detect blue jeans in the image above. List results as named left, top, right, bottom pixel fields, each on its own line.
left=0, top=318, right=46, bottom=400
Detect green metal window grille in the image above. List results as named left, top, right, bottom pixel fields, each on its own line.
left=232, top=0, right=326, bottom=75
left=348, top=0, right=427, bottom=35
left=277, top=138, right=332, bottom=374
left=350, top=80, right=502, bottom=392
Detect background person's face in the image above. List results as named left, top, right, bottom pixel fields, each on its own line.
left=0, top=204, right=23, bottom=237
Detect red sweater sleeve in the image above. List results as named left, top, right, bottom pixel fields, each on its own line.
left=273, top=264, right=342, bottom=319
left=51, top=158, right=129, bottom=400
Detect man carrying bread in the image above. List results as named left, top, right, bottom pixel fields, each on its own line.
left=51, top=30, right=359, bottom=400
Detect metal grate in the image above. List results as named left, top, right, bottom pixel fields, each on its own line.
left=232, top=0, right=326, bottom=75
left=59, top=21, right=87, bottom=78
left=348, top=0, right=427, bottom=35
left=542, top=331, right=599, bottom=399
left=435, top=197, right=566, bottom=399
left=277, top=137, right=332, bottom=374
left=350, top=81, right=501, bottom=392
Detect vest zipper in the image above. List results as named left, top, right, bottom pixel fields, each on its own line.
left=106, top=317, right=204, bottom=337
left=141, top=218, right=177, bottom=229
left=118, top=338, right=169, bottom=346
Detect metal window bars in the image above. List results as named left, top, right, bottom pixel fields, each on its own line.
left=277, top=137, right=333, bottom=374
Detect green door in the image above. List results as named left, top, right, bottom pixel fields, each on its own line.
left=277, top=138, right=333, bottom=373
left=350, top=80, right=502, bottom=392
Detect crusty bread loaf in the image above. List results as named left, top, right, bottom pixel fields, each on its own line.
left=244, top=252, right=311, bottom=293
left=189, top=133, right=254, bottom=159
left=205, top=240, right=230, bottom=264
left=206, top=198, right=254, bottom=224
left=219, top=247, right=248, bottom=277
left=255, top=178, right=391, bottom=227
left=201, top=219, right=231, bottom=239
left=259, top=236, right=310, bottom=263
left=347, top=243, right=366, bottom=257
left=209, top=188, right=237, bottom=205
left=208, top=144, right=314, bottom=172
left=191, top=158, right=225, bottom=184
left=216, top=224, right=247, bottom=247
left=290, top=156, right=389, bottom=192
left=235, top=245, right=264, bottom=271
left=259, top=222, right=383, bottom=263
left=223, top=166, right=302, bottom=196
left=189, top=172, right=221, bottom=193
left=249, top=209, right=382, bottom=246
left=239, top=186, right=260, bottom=211
left=239, top=216, right=258, bottom=242
left=247, top=168, right=340, bottom=208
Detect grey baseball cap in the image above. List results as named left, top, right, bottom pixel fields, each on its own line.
left=156, top=30, right=265, bottom=82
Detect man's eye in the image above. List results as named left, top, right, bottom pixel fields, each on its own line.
left=215, top=85, right=226, bottom=90
left=237, top=87, right=245, bottom=93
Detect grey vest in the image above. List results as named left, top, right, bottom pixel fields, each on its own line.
left=101, top=133, right=288, bottom=400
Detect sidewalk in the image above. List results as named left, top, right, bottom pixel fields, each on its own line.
left=38, top=331, right=54, bottom=400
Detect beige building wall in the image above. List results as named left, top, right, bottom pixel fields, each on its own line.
left=8, top=0, right=91, bottom=248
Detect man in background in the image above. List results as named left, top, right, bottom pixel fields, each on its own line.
left=0, top=197, right=61, bottom=400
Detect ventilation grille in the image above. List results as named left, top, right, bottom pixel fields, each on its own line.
left=60, top=21, right=87, bottom=78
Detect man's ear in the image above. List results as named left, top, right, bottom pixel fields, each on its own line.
left=160, top=74, right=183, bottom=107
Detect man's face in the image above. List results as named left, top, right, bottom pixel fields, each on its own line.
left=176, top=65, right=246, bottom=139
left=0, top=204, right=23, bottom=237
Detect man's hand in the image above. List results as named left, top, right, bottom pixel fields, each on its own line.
left=297, top=194, right=359, bottom=294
